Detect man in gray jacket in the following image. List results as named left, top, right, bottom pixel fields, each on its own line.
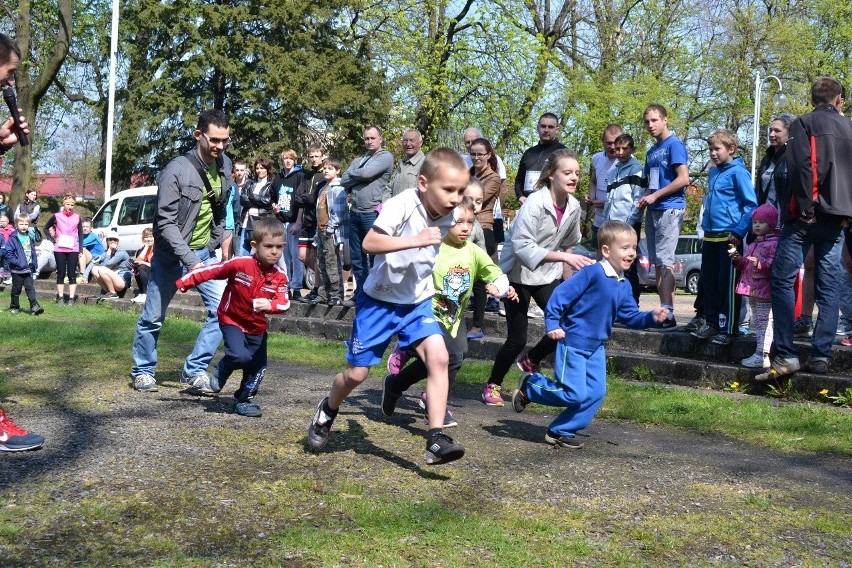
left=341, top=125, right=393, bottom=298
left=130, top=109, right=232, bottom=393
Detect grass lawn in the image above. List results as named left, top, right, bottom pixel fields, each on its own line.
left=1, top=301, right=850, bottom=566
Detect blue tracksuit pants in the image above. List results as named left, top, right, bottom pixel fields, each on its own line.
left=522, top=342, right=606, bottom=437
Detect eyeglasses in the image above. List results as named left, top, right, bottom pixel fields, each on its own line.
left=201, top=132, right=230, bottom=146
left=470, top=152, right=489, bottom=158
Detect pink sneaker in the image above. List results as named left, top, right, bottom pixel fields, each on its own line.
left=481, top=383, right=504, bottom=406
left=387, top=347, right=411, bottom=376
left=516, top=353, right=539, bottom=374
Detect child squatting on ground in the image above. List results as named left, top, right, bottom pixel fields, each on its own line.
left=511, top=220, right=669, bottom=448
left=2, top=214, right=44, bottom=316
left=176, top=217, right=290, bottom=417
left=730, top=203, right=779, bottom=369
left=307, top=148, right=470, bottom=465
left=380, top=195, right=518, bottom=428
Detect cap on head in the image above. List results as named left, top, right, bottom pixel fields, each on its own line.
left=752, top=204, right=778, bottom=229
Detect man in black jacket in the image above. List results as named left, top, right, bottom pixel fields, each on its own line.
left=513, top=113, right=566, bottom=203
left=762, top=77, right=852, bottom=381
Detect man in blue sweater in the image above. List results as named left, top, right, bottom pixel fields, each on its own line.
left=511, top=220, right=668, bottom=448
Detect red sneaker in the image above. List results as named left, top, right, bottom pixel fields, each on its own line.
left=0, top=407, right=45, bottom=452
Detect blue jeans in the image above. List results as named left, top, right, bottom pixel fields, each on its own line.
left=349, top=211, right=377, bottom=292
left=283, top=222, right=304, bottom=290
left=770, top=219, right=844, bottom=361
left=131, top=248, right=225, bottom=378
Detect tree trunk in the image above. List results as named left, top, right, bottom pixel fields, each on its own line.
left=10, top=0, right=73, bottom=209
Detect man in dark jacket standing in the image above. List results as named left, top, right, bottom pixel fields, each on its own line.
left=761, top=77, right=852, bottom=381
left=130, top=109, right=232, bottom=393
left=514, top=113, right=566, bottom=203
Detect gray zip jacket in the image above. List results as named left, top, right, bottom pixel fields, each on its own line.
left=340, top=149, right=394, bottom=213
left=499, top=188, right=582, bottom=286
left=154, top=149, right=232, bottom=268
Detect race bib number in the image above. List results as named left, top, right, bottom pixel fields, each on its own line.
left=57, top=234, right=75, bottom=249
left=524, top=170, right=541, bottom=194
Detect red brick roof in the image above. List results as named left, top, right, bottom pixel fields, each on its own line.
left=0, top=173, right=103, bottom=199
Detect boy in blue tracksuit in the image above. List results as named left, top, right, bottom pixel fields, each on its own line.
left=2, top=215, right=44, bottom=315
left=511, top=221, right=668, bottom=448
left=690, top=129, right=757, bottom=345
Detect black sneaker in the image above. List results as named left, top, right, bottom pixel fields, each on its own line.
left=233, top=400, right=262, bottom=417
left=512, top=373, right=531, bottom=413
left=794, top=316, right=813, bottom=338
left=691, top=324, right=719, bottom=340
left=711, top=333, right=733, bottom=346
left=424, top=432, right=465, bottom=465
left=381, top=374, right=401, bottom=416
left=30, top=304, right=44, bottom=316
left=682, top=315, right=705, bottom=332
left=658, top=317, right=677, bottom=330
left=544, top=430, right=584, bottom=449
left=328, top=298, right=344, bottom=307
left=308, top=295, right=320, bottom=306
left=307, top=397, right=335, bottom=451
left=804, top=358, right=829, bottom=374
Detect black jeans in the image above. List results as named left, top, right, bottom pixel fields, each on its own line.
left=10, top=272, right=37, bottom=309
left=471, top=228, right=497, bottom=328
left=488, top=280, right=560, bottom=386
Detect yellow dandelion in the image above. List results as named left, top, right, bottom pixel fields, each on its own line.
left=730, top=382, right=739, bottom=389
left=820, top=389, right=829, bottom=396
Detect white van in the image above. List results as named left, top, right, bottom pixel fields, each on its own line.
left=91, top=186, right=157, bottom=253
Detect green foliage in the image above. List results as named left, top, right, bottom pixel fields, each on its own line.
left=112, top=0, right=391, bottom=182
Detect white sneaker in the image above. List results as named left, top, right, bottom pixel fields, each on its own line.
left=133, top=373, right=158, bottom=392
left=527, top=305, right=544, bottom=318
left=741, top=353, right=769, bottom=368
left=131, top=294, right=147, bottom=304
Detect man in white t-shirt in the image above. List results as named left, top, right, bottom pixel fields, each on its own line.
left=586, top=124, right=623, bottom=249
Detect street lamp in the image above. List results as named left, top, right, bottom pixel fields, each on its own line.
left=751, top=73, right=788, bottom=185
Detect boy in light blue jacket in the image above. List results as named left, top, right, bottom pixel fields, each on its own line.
left=691, top=129, right=757, bottom=345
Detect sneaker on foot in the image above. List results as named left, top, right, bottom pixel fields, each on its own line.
left=794, top=316, right=813, bottom=338
left=841, top=336, right=852, bottom=347
left=424, top=432, right=465, bottom=465
left=527, top=304, right=544, bottom=318
left=233, top=400, right=262, bottom=417
left=711, top=333, right=733, bottom=346
left=516, top=353, right=539, bottom=374
left=30, top=304, right=44, bottom=316
left=418, top=393, right=457, bottom=428
left=381, top=374, right=402, bottom=417
left=544, top=430, right=584, bottom=449
left=0, top=408, right=45, bottom=452
left=481, top=383, right=504, bottom=406
left=682, top=315, right=705, bottom=332
left=180, top=372, right=216, bottom=395
left=741, top=353, right=768, bottom=368
left=386, top=347, right=411, bottom=376
left=512, top=374, right=531, bottom=413
left=754, top=356, right=801, bottom=382
left=658, top=317, right=678, bottom=330
left=691, top=324, right=719, bottom=340
left=804, top=358, right=829, bottom=375
left=132, top=373, right=158, bottom=392
left=8, top=308, right=20, bottom=314
left=307, top=397, right=336, bottom=451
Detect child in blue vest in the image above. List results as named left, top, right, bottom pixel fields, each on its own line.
left=511, top=220, right=668, bottom=448
left=2, top=215, right=43, bottom=315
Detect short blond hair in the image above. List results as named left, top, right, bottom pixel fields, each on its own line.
left=707, top=129, right=737, bottom=152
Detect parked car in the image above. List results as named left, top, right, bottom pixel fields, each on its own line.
left=674, top=235, right=702, bottom=295
left=91, top=186, right=157, bottom=253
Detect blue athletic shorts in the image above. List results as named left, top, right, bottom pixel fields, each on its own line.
left=345, top=291, right=442, bottom=367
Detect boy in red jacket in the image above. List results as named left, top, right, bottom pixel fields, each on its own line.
left=177, top=217, right=290, bottom=417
